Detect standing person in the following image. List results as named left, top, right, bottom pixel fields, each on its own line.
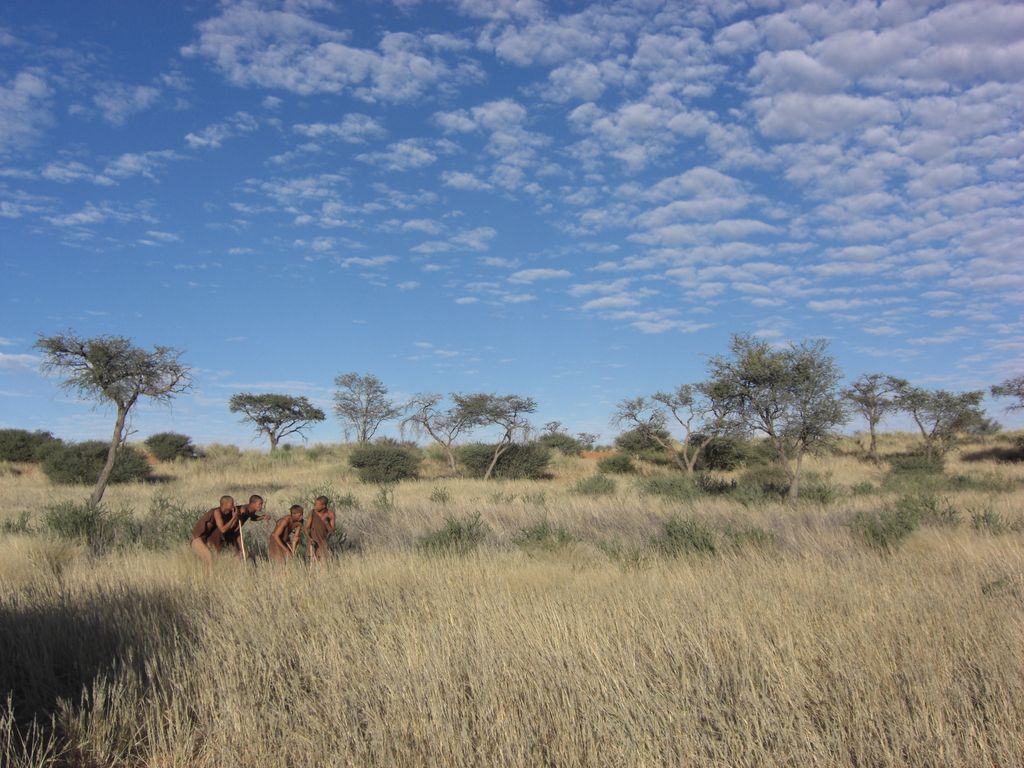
left=191, top=496, right=239, bottom=573
left=269, top=505, right=304, bottom=563
left=212, top=494, right=269, bottom=560
left=305, top=495, right=337, bottom=562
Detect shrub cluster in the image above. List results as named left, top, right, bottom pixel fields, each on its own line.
left=516, top=519, right=574, bottom=551
left=349, top=443, right=421, bottom=483
left=458, top=442, right=552, bottom=480
left=614, top=427, right=671, bottom=455
left=597, top=453, right=634, bottom=475
left=144, top=432, right=199, bottom=461
left=41, top=441, right=152, bottom=485
left=0, top=429, right=62, bottom=463
left=573, top=474, right=616, bottom=496
left=418, top=513, right=488, bottom=554
left=537, top=432, right=584, bottom=456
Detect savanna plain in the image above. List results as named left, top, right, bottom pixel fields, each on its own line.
left=1, top=434, right=1023, bottom=768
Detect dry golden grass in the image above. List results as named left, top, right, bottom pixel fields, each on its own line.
left=1, top=432, right=1023, bottom=767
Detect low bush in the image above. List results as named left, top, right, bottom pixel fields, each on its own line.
left=144, top=432, right=199, bottom=461
left=43, top=499, right=139, bottom=554
left=537, top=432, right=583, bottom=456
left=458, top=442, right=551, bottom=480
left=969, top=507, right=1021, bottom=535
left=0, top=429, right=62, bottom=463
left=429, top=486, right=452, bottom=505
left=0, top=510, right=33, bottom=535
left=597, top=453, right=634, bottom=475
left=614, top=427, right=671, bottom=455
left=893, top=493, right=960, bottom=527
left=349, top=443, right=421, bottom=483
left=516, top=519, right=574, bottom=551
left=655, top=517, right=717, bottom=556
left=850, top=507, right=919, bottom=552
left=637, top=475, right=700, bottom=502
left=735, top=464, right=790, bottom=502
left=799, top=472, right=837, bottom=505
left=140, top=493, right=206, bottom=550
left=887, top=452, right=945, bottom=476
left=573, top=475, right=616, bottom=496
left=692, top=436, right=749, bottom=471
left=419, top=513, right=488, bottom=554
left=694, top=473, right=736, bottom=495
left=41, top=441, right=152, bottom=485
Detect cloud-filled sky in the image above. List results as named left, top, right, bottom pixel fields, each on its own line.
left=1, top=0, right=1022, bottom=445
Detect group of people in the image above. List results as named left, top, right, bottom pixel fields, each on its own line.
left=190, top=494, right=337, bottom=570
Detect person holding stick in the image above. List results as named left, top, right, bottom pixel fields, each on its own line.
left=305, top=495, right=336, bottom=562
left=268, top=505, right=304, bottom=563
left=211, top=494, right=268, bottom=561
left=190, top=495, right=239, bottom=573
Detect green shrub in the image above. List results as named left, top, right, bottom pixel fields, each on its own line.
left=614, top=427, right=671, bottom=455
left=144, top=432, right=198, bottom=461
left=458, top=442, right=551, bottom=480
left=694, top=473, right=736, bottom=495
left=43, top=499, right=139, bottom=554
left=969, top=507, right=1020, bottom=534
left=349, top=443, right=421, bottom=483
left=429, top=486, right=452, bottom=505
left=637, top=449, right=676, bottom=466
left=40, top=441, right=152, bottom=485
left=850, top=507, right=919, bottom=552
left=140, top=493, right=205, bottom=550
left=637, top=475, right=700, bottom=502
left=0, top=510, right=33, bottom=535
left=573, top=474, right=616, bottom=496
left=597, top=453, right=634, bottom=475
left=887, top=452, right=945, bottom=475
left=419, top=513, right=488, bottom=554
left=373, top=485, right=396, bottom=513
left=0, top=429, right=62, bottom=463
left=537, top=432, right=583, bottom=456
left=799, top=472, right=837, bottom=505
left=655, top=517, right=717, bottom=556
left=735, top=464, right=790, bottom=501
left=516, top=519, right=574, bottom=551
left=693, top=436, right=748, bottom=471
left=893, top=493, right=960, bottom=527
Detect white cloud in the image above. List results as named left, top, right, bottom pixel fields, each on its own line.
left=293, top=113, right=385, bottom=143
left=508, top=268, right=571, bottom=284
left=0, top=70, right=51, bottom=155
left=0, top=352, right=39, bottom=372
left=92, top=82, right=161, bottom=125
left=185, top=111, right=258, bottom=149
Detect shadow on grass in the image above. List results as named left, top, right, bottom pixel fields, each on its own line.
left=0, top=586, right=196, bottom=730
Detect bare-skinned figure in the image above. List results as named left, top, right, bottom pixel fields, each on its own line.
left=209, top=494, right=268, bottom=560
left=190, top=495, right=239, bottom=573
left=269, top=505, right=304, bottom=563
left=305, top=495, right=336, bottom=561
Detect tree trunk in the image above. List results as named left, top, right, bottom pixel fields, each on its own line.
left=787, top=451, right=803, bottom=501
left=484, top=442, right=508, bottom=480
left=91, top=405, right=128, bottom=506
left=444, top=445, right=458, bottom=473
left=868, top=419, right=878, bottom=461
left=269, top=433, right=279, bottom=452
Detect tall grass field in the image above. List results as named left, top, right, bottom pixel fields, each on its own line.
left=1, top=432, right=1023, bottom=767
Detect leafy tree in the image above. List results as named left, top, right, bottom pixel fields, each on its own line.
left=0, top=429, right=62, bottom=463
left=844, top=373, right=908, bottom=461
left=144, top=431, right=198, bottom=461
left=458, top=442, right=551, bottom=480
left=575, top=432, right=599, bottom=451
left=614, top=384, right=733, bottom=474
left=896, top=386, right=986, bottom=460
left=706, top=335, right=847, bottom=500
left=333, top=372, right=402, bottom=445
left=349, top=442, right=421, bottom=483
left=455, top=394, right=537, bottom=480
left=229, top=393, right=326, bottom=451
left=400, top=393, right=487, bottom=472
left=35, top=333, right=190, bottom=505
left=992, top=375, right=1024, bottom=411
left=614, top=426, right=672, bottom=455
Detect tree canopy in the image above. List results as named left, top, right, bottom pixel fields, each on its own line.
left=229, top=393, right=326, bottom=451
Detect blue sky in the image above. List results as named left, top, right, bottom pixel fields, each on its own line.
left=1, top=0, right=1022, bottom=446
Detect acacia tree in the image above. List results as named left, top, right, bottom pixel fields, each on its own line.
left=707, top=335, right=847, bottom=500
left=400, top=393, right=487, bottom=472
left=35, top=333, right=190, bottom=505
left=333, top=372, right=402, bottom=444
left=844, top=373, right=908, bottom=461
left=461, top=394, right=537, bottom=480
left=614, top=385, right=733, bottom=474
left=575, top=432, right=599, bottom=450
left=229, top=393, right=325, bottom=451
left=992, top=375, right=1024, bottom=410
left=896, top=386, right=985, bottom=460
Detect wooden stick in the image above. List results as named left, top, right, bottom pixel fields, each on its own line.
left=237, top=512, right=248, bottom=563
